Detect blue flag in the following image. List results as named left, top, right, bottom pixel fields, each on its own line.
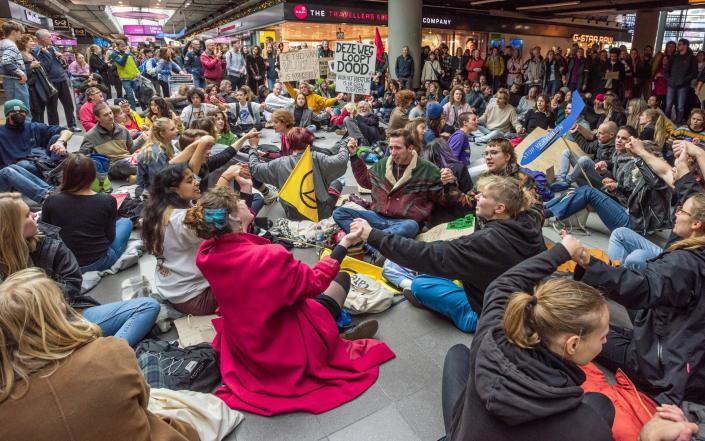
left=520, top=92, right=586, bottom=166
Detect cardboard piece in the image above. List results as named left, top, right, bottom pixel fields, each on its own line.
left=514, top=128, right=587, bottom=179
left=174, top=314, right=217, bottom=347
left=331, top=42, right=376, bottom=95
left=604, top=71, right=620, bottom=81
left=278, top=49, right=320, bottom=82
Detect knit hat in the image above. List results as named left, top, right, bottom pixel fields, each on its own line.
left=4, top=99, right=29, bottom=115
left=426, top=102, right=443, bottom=119
left=594, top=93, right=606, bottom=102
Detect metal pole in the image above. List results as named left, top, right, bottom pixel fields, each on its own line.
left=655, top=10, right=667, bottom=52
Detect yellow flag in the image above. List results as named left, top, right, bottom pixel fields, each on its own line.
left=278, top=146, right=319, bottom=222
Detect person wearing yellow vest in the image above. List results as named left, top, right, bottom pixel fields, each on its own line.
left=284, top=81, right=343, bottom=126
left=111, top=40, right=141, bottom=110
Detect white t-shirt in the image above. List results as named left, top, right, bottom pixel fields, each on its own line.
left=155, top=209, right=209, bottom=303
left=228, top=101, right=261, bottom=125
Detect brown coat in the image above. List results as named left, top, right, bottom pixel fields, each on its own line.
left=0, top=337, right=199, bottom=441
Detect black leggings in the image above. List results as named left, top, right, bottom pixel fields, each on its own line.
left=159, top=80, right=171, bottom=97
left=314, top=272, right=350, bottom=321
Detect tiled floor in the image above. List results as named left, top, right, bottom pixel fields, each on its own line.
left=60, top=108, right=628, bottom=441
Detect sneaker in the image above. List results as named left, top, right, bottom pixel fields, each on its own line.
left=402, top=288, right=425, bottom=309
left=262, top=184, right=279, bottom=205
left=69, top=126, right=83, bottom=133
left=341, top=319, right=379, bottom=340
left=549, top=179, right=570, bottom=192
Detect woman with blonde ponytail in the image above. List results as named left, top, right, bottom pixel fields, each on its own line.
left=441, top=234, right=614, bottom=441
left=0, top=269, right=199, bottom=441
left=573, top=191, right=705, bottom=407
left=351, top=175, right=545, bottom=333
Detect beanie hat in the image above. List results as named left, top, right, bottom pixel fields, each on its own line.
left=426, top=102, right=443, bottom=119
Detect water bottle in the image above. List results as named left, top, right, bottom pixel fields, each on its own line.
left=315, top=224, right=325, bottom=248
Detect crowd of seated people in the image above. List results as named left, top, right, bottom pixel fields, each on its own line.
left=2, top=25, right=705, bottom=441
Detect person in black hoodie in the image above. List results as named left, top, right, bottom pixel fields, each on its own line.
left=442, top=236, right=614, bottom=441
left=0, top=192, right=160, bottom=348
left=666, top=39, right=698, bottom=125
left=350, top=175, right=546, bottom=333
left=572, top=191, right=705, bottom=406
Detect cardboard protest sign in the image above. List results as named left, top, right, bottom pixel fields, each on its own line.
left=320, top=57, right=335, bottom=79
left=278, top=48, right=320, bottom=82
left=515, top=128, right=587, bottom=180
left=331, top=42, right=376, bottom=95
left=520, top=92, right=586, bottom=166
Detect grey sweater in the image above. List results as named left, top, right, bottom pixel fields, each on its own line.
left=249, top=139, right=349, bottom=220
left=0, top=39, right=25, bottom=78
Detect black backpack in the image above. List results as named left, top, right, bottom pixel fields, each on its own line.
left=135, top=339, right=221, bottom=393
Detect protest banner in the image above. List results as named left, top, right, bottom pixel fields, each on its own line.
left=330, top=41, right=376, bottom=95
left=279, top=146, right=319, bottom=222
left=515, top=128, right=587, bottom=181
left=520, top=92, right=586, bottom=166
left=278, top=48, right=320, bottom=82
left=320, top=57, right=335, bottom=80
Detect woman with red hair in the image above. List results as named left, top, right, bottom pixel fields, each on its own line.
left=248, top=127, right=349, bottom=220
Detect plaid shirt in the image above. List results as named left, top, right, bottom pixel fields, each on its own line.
left=138, top=352, right=169, bottom=389
left=441, top=54, right=452, bottom=75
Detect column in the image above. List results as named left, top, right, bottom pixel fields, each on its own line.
left=388, top=0, right=422, bottom=88
left=655, top=11, right=667, bottom=52
left=631, top=10, right=660, bottom=50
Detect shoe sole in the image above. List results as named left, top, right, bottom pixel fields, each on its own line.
left=342, top=319, right=379, bottom=340
left=402, top=288, right=424, bottom=309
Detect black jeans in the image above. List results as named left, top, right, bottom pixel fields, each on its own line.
left=227, top=74, right=245, bottom=89
left=159, top=80, right=171, bottom=97
left=314, top=272, right=351, bottom=320
left=42, top=78, right=76, bottom=128
left=441, top=344, right=615, bottom=436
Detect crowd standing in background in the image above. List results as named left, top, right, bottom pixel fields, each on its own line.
left=1, top=17, right=705, bottom=441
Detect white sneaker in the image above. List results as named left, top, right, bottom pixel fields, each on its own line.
left=263, top=184, right=279, bottom=205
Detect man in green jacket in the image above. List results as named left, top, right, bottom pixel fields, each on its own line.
left=111, top=40, right=140, bottom=109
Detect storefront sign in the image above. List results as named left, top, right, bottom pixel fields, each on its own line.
left=127, top=35, right=156, bottom=44
left=24, top=9, right=42, bottom=25
left=287, top=3, right=388, bottom=25
left=279, top=48, right=320, bottom=82
left=572, top=34, right=613, bottom=45
left=74, top=27, right=87, bottom=37
left=123, top=25, right=163, bottom=36
left=52, top=16, right=70, bottom=32
left=422, top=17, right=453, bottom=27
left=331, top=42, right=376, bottom=95
left=53, top=39, right=77, bottom=46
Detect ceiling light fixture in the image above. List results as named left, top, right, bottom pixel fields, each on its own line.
left=470, top=0, right=504, bottom=5
left=516, top=1, right=580, bottom=10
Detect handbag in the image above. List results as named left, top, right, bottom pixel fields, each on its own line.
left=148, top=388, right=244, bottom=441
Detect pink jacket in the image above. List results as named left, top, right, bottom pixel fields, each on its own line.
left=80, top=101, right=97, bottom=131
left=329, top=107, right=351, bottom=127
left=197, top=233, right=395, bottom=416
left=200, top=51, right=225, bottom=82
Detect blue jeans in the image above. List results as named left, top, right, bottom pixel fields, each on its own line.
left=332, top=207, right=420, bottom=238
left=121, top=79, right=139, bottom=109
left=382, top=259, right=416, bottom=288
left=474, top=126, right=506, bottom=143
left=545, top=186, right=630, bottom=231
left=607, top=227, right=662, bottom=269
left=545, top=79, right=559, bottom=96
left=192, top=72, right=206, bottom=89
left=665, top=85, right=689, bottom=124
left=411, top=275, right=478, bottom=333
left=0, top=164, right=52, bottom=202
left=306, top=124, right=318, bottom=133
left=267, top=77, right=276, bottom=90
left=251, top=192, right=264, bottom=214
left=82, top=297, right=160, bottom=348
left=4, top=77, right=31, bottom=117
left=557, top=153, right=603, bottom=187
left=80, top=218, right=133, bottom=273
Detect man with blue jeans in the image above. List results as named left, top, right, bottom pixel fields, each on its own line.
left=111, top=40, right=141, bottom=109
left=607, top=227, right=662, bottom=269
left=0, top=21, right=30, bottom=113
left=333, top=131, right=452, bottom=243
left=545, top=185, right=630, bottom=231
left=666, top=38, right=697, bottom=125
left=0, top=100, right=70, bottom=200
left=184, top=39, right=206, bottom=89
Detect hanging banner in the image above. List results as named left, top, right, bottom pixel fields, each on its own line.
left=520, top=92, right=586, bottom=166
left=278, top=48, right=320, bottom=82
left=330, top=41, right=376, bottom=95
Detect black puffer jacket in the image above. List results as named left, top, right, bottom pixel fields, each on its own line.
left=666, top=48, right=697, bottom=88
left=448, top=246, right=614, bottom=441
left=575, top=244, right=705, bottom=406
left=29, top=223, right=99, bottom=309
left=627, top=158, right=673, bottom=234
left=367, top=210, right=546, bottom=313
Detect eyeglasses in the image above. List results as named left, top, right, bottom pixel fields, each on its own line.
left=676, top=205, right=692, bottom=216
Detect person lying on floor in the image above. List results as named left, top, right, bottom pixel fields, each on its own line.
left=141, top=162, right=258, bottom=316
left=440, top=235, right=614, bottom=441
left=333, top=128, right=455, bottom=244
left=249, top=127, right=348, bottom=220
left=0, top=192, right=159, bottom=348
left=0, top=269, right=199, bottom=441
left=349, top=175, right=545, bottom=333
left=569, top=193, right=705, bottom=407
left=545, top=126, right=673, bottom=234
left=184, top=186, right=394, bottom=416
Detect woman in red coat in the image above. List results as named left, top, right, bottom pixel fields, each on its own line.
left=466, top=49, right=485, bottom=83
left=184, top=186, right=395, bottom=416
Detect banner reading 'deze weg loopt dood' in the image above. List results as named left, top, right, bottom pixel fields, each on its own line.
left=330, top=42, right=376, bottom=95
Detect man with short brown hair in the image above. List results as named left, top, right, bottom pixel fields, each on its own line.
left=0, top=20, right=29, bottom=111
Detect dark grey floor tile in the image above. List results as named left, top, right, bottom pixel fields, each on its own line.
left=377, top=341, right=442, bottom=402
left=415, top=325, right=473, bottom=368
left=233, top=411, right=325, bottom=441
left=328, top=405, right=421, bottom=441
left=315, top=384, right=391, bottom=435
left=396, top=380, right=445, bottom=441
